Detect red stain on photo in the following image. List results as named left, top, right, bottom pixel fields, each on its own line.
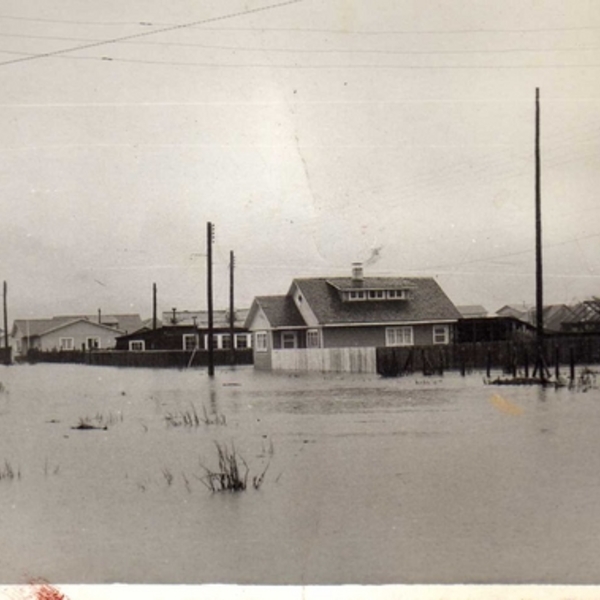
left=27, top=579, right=68, bottom=600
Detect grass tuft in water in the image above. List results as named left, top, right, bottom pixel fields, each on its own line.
left=199, top=442, right=249, bottom=492
left=0, top=459, right=20, bottom=481
left=162, top=467, right=174, bottom=486
left=199, top=441, right=271, bottom=492
left=166, top=404, right=226, bottom=427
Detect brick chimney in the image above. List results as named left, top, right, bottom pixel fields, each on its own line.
left=351, top=262, right=364, bottom=283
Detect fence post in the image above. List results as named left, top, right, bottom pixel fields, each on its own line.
left=554, top=345, right=560, bottom=379
left=460, top=347, right=466, bottom=377
left=524, top=349, right=529, bottom=379
left=486, top=348, right=491, bottom=379
left=570, top=347, right=575, bottom=382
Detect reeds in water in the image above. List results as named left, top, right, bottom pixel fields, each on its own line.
left=199, top=442, right=249, bottom=492
left=165, top=404, right=226, bottom=427
left=199, top=441, right=271, bottom=492
left=0, top=459, right=20, bottom=481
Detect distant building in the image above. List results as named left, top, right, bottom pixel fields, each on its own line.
left=456, top=305, right=488, bottom=319
left=10, top=314, right=142, bottom=355
left=116, top=308, right=251, bottom=351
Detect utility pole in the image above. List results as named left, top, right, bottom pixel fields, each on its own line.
left=229, top=250, right=235, bottom=365
left=3, top=281, right=8, bottom=365
left=207, top=222, right=215, bottom=377
left=534, top=87, right=548, bottom=383
left=152, top=283, right=157, bottom=330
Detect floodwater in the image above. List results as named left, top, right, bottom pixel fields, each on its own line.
left=0, top=363, right=599, bottom=585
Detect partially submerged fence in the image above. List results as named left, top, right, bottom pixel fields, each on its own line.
left=271, top=347, right=377, bottom=374
left=24, top=348, right=253, bottom=369
left=376, top=335, right=600, bottom=377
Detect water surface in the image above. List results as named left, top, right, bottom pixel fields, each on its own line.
left=0, top=363, right=599, bottom=584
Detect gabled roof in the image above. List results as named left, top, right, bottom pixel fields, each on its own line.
left=55, top=314, right=143, bottom=334
left=561, top=300, right=600, bottom=326
left=247, top=296, right=306, bottom=329
left=456, top=305, right=488, bottom=318
left=292, top=277, right=461, bottom=325
left=13, top=317, right=125, bottom=338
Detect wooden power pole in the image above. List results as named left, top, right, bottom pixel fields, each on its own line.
left=152, top=283, right=157, bottom=330
left=207, top=222, right=215, bottom=377
left=534, top=87, right=548, bottom=382
left=229, top=250, right=235, bottom=365
left=3, top=281, right=8, bottom=365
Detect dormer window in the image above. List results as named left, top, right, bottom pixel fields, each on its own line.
left=368, top=290, right=385, bottom=299
left=349, top=291, right=366, bottom=300
left=387, top=290, right=406, bottom=300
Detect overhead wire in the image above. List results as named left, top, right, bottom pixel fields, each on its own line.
left=0, top=0, right=304, bottom=67
left=2, top=31, right=600, bottom=57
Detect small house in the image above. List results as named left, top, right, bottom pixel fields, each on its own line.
left=245, top=264, right=461, bottom=372
left=10, top=315, right=136, bottom=356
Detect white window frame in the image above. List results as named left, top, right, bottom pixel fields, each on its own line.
left=385, top=326, right=414, bottom=347
left=203, top=335, right=219, bottom=350
left=433, top=325, right=450, bottom=345
left=369, top=290, right=385, bottom=300
left=387, top=289, right=406, bottom=299
left=235, top=333, right=250, bottom=349
left=59, top=337, right=75, bottom=350
left=221, top=334, right=232, bottom=350
left=182, top=334, right=198, bottom=351
left=281, top=331, right=298, bottom=349
left=129, top=340, right=145, bottom=351
left=255, top=331, right=268, bottom=352
left=348, top=290, right=366, bottom=301
left=307, top=329, right=320, bottom=348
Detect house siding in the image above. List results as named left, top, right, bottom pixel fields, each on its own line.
left=322, top=323, right=450, bottom=348
left=39, top=321, right=121, bottom=351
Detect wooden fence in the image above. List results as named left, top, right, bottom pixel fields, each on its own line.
left=376, top=335, right=600, bottom=377
left=272, top=347, right=377, bottom=373
left=24, top=348, right=253, bottom=369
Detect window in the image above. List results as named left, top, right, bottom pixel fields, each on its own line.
left=221, top=334, right=232, bottom=350
left=203, top=335, right=219, bottom=350
left=182, top=334, right=198, bottom=351
left=349, top=290, right=365, bottom=301
left=86, top=337, right=100, bottom=350
left=307, top=329, right=320, bottom=348
left=433, top=325, right=450, bottom=345
left=369, top=290, right=385, bottom=299
left=282, top=331, right=297, bottom=349
left=235, top=334, right=249, bottom=349
left=129, top=340, right=145, bottom=351
left=387, top=290, right=406, bottom=299
left=385, top=327, right=413, bottom=347
left=59, top=337, right=74, bottom=350
left=255, top=332, right=268, bottom=352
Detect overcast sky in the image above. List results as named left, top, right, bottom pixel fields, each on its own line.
left=1, top=0, right=599, bottom=319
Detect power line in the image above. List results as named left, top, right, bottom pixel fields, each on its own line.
left=3, top=31, right=600, bottom=56
left=1, top=15, right=600, bottom=35
left=9, top=52, right=600, bottom=69
left=0, top=0, right=304, bottom=68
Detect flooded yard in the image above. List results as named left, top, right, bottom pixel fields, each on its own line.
left=0, top=363, right=599, bottom=585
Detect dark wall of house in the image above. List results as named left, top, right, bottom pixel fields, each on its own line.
left=116, top=327, right=248, bottom=351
